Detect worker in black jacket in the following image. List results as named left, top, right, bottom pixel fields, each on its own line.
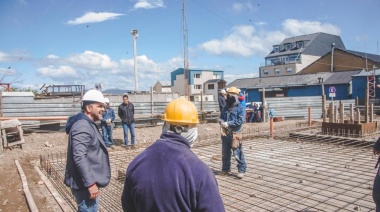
left=118, top=94, right=135, bottom=146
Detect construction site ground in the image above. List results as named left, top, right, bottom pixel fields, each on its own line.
left=0, top=119, right=378, bottom=212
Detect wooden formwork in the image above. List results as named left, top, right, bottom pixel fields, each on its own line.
left=0, top=119, right=25, bottom=154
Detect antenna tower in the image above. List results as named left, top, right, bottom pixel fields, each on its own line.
left=182, top=0, right=189, bottom=98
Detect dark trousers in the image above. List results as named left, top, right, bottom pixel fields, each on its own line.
left=374, top=169, right=380, bottom=212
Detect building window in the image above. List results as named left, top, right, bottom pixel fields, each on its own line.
left=194, top=84, right=202, bottom=89
left=263, top=70, right=269, bottom=75
left=213, top=74, right=221, bottom=79
left=194, top=73, right=201, bottom=78
left=273, top=45, right=280, bottom=52
left=286, top=67, right=293, bottom=73
left=296, top=41, right=304, bottom=49
left=274, top=69, right=280, bottom=74
left=208, top=84, right=214, bottom=90
left=284, top=43, right=291, bottom=51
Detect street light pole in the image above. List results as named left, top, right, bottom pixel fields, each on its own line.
left=131, top=29, right=138, bottom=92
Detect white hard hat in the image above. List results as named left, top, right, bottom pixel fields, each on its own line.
left=104, top=98, right=110, bottom=103
left=220, top=89, right=226, bottom=94
left=82, top=90, right=105, bottom=104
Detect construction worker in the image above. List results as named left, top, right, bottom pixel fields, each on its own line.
left=121, top=98, right=225, bottom=212
left=373, top=137, right=380, bottom=211
left=101, top=98, right=115, bottom=147
left=64, top=90, right=111, bottom=211
left=219, top=86, right=247, bottom=179
left=218, top=89, right=227, bottom=112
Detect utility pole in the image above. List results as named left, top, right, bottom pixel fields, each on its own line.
left=131, top=29, right=138, bottom=92
left=330, top=43, right=335, bottom=72
left=182, top=0, right=189, bottom=99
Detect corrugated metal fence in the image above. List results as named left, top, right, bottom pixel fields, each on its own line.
left=0, top=92, right=217, bottom=118
left=0, top=92, right=370, bottom=120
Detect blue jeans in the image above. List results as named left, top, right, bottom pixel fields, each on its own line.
left=122, top=123, right=135, bottom=145
left=101, top=123, right=113, bottom=145
left=249, top=112, right=255, bottom=123
left=221, top=135, right=246, bottom=173
left=71, top=188, right=99, bottom=212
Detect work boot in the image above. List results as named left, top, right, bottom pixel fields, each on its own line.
left=237, top=173, right=244, bottom=179
left=219, top=170, right=230, bottom=176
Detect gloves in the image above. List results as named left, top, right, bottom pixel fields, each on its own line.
left=221, top=122, right=229, bottom=128
left=106, top=119, right=111, bottom=126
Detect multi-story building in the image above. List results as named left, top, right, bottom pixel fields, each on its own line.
left=171, top=68, right=224, bottom=100
left=259, top=32, right=345, bottom=77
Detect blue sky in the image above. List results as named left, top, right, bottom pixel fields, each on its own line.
left=0, top=0, right=379, bottom=92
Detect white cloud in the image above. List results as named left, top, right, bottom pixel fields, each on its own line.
left=67, top=12, right=124, bottom=25
left=0, top=51, right=26, bottom=63
left=47, top=54, right=59, bottom=59
left=282, top=19, right=341, bottom=36
left=133, top=0, right=165, bottom=9
left=37, top=65, right=81, bottom=81
left=231, top=1, right=253, bottom=13
left=199, top=25, right=269, bottom=57
left=255, top=21, right=267, bottom=26
left=199, top=18, right=341, bottom=58
left=35, top=50, right=183, bottom=91
left=232, top=3, right=244, bottom=13
left=66, top=51, right=118, bottom=70
left=0, top=67, right=16, bottom=76
left=355, top=35, right=367, bottom=42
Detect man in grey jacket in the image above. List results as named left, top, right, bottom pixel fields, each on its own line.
left=64, top=90, right=111, bottom=211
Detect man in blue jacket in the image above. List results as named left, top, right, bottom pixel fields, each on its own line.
left=64, top=90, right=111, bottom=212
left=101, top=98, right=115, bottom=147
left=219, top=86, right=247, bottom=179
left=121, top=98, right=225, bottom=212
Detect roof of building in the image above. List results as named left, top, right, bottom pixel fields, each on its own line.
left=352, top=69, right=380, bottom=76
left=159, top=81, right=171, bottom=86
left=346, top=50, right=380, bottom=63
left=204, top=79, right=226, bottom=83
left=227, top=70, right=361, bottom=89
left=267, top=32, right=345, bottom=58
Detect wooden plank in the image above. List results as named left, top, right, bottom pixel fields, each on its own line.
left=15, top=160, right=39, bottom=212
left=0, top=129, right=2, bottom=154
left=7, top=140, right=25, bottom=147
left=0, top=119, right=21, bottom=128
left=34, top=165, right=73, bottom=212
left=1, top=129, right=7, bottom=148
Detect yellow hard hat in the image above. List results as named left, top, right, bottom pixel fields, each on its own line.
left=162, top=98, right=199, bottom=125
left=227, top=87, right=239, bottom=95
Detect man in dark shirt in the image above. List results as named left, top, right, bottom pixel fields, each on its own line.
left=121, top=98, right=225, bottom=212
left=118, top=94, right=135, bottom=146
left=373, top=138, right=380, bottom=211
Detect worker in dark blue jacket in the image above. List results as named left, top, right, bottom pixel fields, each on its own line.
left=121, top=98, right=225, bottom=212
left=373, top=138, right=380, bottom=211
left=219, top=87, right=247, bottom=179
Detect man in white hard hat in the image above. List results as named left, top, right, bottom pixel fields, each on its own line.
left=64, top=89, right=111, bottom=211
left=101, top=98, right=115, bottom=147
left=121, top=98, right=225, bottom=212
left=218, top=89, right=227, bottom=113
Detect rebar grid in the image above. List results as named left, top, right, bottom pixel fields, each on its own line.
left=39, top=121, right=378, bottom=211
